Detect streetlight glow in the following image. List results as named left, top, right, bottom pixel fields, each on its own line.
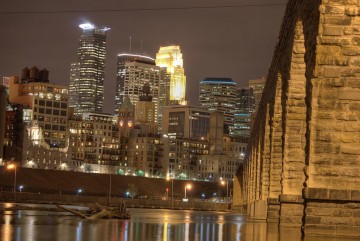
left=7, top=163, right=17, bottom=200
left=184, top=184, right=192, bottom=199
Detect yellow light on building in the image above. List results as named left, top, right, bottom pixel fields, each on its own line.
left=156, top=45, right=186, bottom=103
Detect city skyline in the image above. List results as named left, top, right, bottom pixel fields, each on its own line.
left=0, top=0, right=287, bottom=114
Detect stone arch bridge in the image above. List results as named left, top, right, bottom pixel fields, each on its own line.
left=233, top=0, right=360, bottom=238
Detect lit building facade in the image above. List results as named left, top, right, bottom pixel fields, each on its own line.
left=155, top=45, right=187, bottom=105
left=8, top=68, right=69, bottom=148
left=69, top=113, right=120, bottom=166
left=249, top=77, right=266, bottom=112
left=199, top=78, right=237, bottom=127
left=123, top=60, right=160, bottom=120
left=166, top=138, right=209, bottom=180
left=69, top=23, right=109, bottom=115
left=162, top=105, right=211, bottom=140
left=115, top=53, right=157, bottom=115
left=134, top=83, right=157, bottom=133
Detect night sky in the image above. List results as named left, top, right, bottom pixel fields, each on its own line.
left=0, top=0, right=287, bottom=113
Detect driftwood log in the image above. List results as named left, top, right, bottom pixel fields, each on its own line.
left=56, top=200, right=130, bottom=220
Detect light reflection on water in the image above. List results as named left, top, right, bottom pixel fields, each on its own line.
left=0, top=203, right=356, bottom=241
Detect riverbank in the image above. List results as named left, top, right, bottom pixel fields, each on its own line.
left=0, top=167, right=227, bottom=199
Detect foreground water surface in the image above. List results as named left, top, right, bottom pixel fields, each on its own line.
left=0, top=203, right=356, bottom=241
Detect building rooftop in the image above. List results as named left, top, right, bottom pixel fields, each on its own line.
left=200, top=78, right=236, bottom=85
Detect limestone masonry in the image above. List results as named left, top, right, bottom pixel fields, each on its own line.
left=233, top=0, right=360, bottom=238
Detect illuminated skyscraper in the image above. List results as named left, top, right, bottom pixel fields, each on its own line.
left=249, top=77, right=266, bottom=112
left=155, top=46, right=186, bottom=105
left=115, top=53, right=159, bottom=115
left=199, top=78, right=237, bottom=127
left=69, top=23, right=109, bottom=115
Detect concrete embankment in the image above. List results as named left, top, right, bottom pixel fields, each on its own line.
left=0, top=167, right=230, bottom=211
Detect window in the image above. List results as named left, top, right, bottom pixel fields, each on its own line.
left=46, top=101, right=52, bottom=107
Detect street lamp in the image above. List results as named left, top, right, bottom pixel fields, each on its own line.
left=166, top=174, right=174, bottom=207
left=77, top=188, right=82, bottom=195
left=7, top=163, right=17, bottom=201
left=221, top=179, right=229, bottom=210
left=19, top=185, right=24, bottom=193
left=184, top=184, right=191, bottom=199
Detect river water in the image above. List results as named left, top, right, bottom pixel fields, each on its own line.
left=0, top=203, right=356, bottom=241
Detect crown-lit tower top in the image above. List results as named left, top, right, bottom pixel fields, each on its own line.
left=156, top=45, right=186, bottom=104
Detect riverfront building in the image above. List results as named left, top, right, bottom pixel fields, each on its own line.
left=8, top=68, right=69, bottom=148
left=68, top=112, right=120, bottom=166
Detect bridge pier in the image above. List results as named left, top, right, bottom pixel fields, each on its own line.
left=279, top=195, right=304, bottom=227
left=234, top=0, right=360, bottom=238
left=267, top=198, right=280, bottom=223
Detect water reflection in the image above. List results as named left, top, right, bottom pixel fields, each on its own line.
left=0, top=204, right=357, bottom=241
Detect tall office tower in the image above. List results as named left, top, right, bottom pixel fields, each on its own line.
left=249, top=77, right=266, bottom=112
left=232, top=88, right=255, bottom=137
left=155, top=45, right=187, bottom=105
left=121, top=56, right=160, bottom=120
left=69, top=62, right=80, bottom=114
left=115, top=53, right=157, bottom=114
left=236, top=88, right=255, bottom=114
left=69, top=23, right=109, bottom=115
left=199, top=78, right=237, bottom=127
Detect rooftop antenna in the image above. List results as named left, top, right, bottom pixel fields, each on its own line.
left=129, top=37, right=132, bottom=53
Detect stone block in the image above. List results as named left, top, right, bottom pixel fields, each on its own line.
left=321, top=216, right=350, bottom=225
left=303, top=224, right=337, bottom=236
left=347, top=78, right=360, bottom=87
left=321, top=5, right=345, bottom=14
left=280, top=195, right=304, bottom=204
left=340, top=134, right=360, bottom=143
left=319, top=36, right=351, bottom=45
left=306, top=207, right=334, bottom=216
left=339, top=88, right=360, bottom=100
left=333, top=209, right=352, bottom=217
left=304, top=188, right=329, bottom=200
left=267, top=198, right=279, bottom=205
left=313, top=143, right=340, bottom=154
left=349, top=102, right=360, bottom=111
left=305, top=216, right=322, bottom=224
left=343, top=26, right=360, bottom=35
left=317, top=55, right=349, bottom=65
left=341, top=143, right=360, bottom=154
left=342, top=46, right=360, bottom=55
left=351, top=190, right=360, bottom=201
left=323, top=26, right=344, bottom=36
left=335, top=225, right=360, bottom=237
left=324, top=15, right=352, bottom=25
left=353, top=210, right=360, bottom=217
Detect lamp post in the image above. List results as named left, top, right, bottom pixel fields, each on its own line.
left=7, top=164, right=17, bottom=201
left=166, top=174, right=174, bottom=207
left=221, top=179, right=231, bottom=211
left=184, top=184, right=191, bottom=199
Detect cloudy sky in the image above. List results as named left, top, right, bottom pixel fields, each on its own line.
left=0, top=0, right=287, bottom=113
